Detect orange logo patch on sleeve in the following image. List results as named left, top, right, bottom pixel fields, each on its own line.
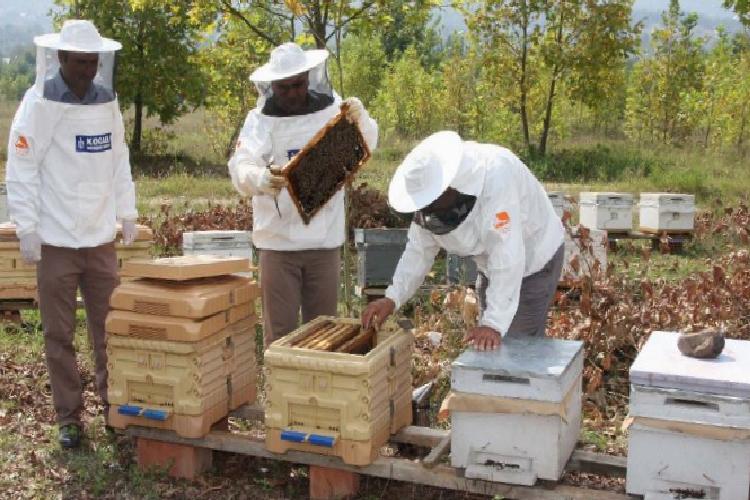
left=14, top=135, right=30, bottom=157
left=494, top=211, right=511, bottom=230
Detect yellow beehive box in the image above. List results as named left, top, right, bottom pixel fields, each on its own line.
left=0, top=224, right=153, bottom=298
left=107, top=317, right=257, bottom=438
left=264, top=316, right=413, bottom=465
left=110, top=275, right=259, bottom=318
left=105, top=304, right=250, bottom=342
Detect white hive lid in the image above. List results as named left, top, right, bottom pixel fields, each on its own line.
left=630, top=331, right=750, bottom=398
left=452, top=337, right=582, bottom=382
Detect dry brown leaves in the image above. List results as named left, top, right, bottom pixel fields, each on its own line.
left=549, top=203, right=750, bottom=408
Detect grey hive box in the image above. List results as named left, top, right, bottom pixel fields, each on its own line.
left=449, top=336, right=584, bottom=485
left=626, top=331, right=750, bottom=499
left=353, top=228, right=408, bottom=293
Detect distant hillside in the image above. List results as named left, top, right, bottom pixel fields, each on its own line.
left=0, top=0, right=55, bottom=57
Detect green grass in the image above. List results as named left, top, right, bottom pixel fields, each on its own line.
left=135, top=173, right=237, bottom=216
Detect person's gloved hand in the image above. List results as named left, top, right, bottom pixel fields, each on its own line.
left=343, top=97, right=364, bottom=123
left=258, top=166, right=288, bottom=195
left=121, top=220, right=137, bottom=246
left=19, top=233, right=42, bottom=264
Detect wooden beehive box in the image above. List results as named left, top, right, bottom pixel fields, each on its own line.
left=107, top=317, right=257, bottom=438
left=0, top=223, right=153, bottom=299
left=121, top=255, right=252, bottom=281
left=264, top=316, right=412, bottom=465
left=283, top=103, right=371, bottom=224
left=109, top=275, right=259, bottom=319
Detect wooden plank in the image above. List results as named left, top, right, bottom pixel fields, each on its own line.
left=567, top=450, right=627, bottom=478
left=225, top=405, right=625, bottom=478
left=125, top=427, right=631, bottom=499
left=422, top=434, right=451, bottom=469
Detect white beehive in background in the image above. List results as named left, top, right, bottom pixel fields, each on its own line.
left=626, top=331, right=750, bottom=499
left=639, top=193, right=695, bottom=233
left=547, top=191, right=565, bottom=218
left=447, top=337, right=584, bottom=486
left=182, top=230, right=253, bottom=260
left=579, top=192, right=634, bottom=231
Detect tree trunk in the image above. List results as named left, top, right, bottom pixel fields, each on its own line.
left=538, top=7, right=564, bottom=157
left=538, top=71, right=558, bottom=156
left=519, top=5, right=531, bottom=154
left=132, top=92, right=143, bottom=154
left=131, top=16, right=145, bottom=154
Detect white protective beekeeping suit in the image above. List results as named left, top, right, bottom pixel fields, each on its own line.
left=5, top=20, right=137, bottom=258
left=228, top=43, right=378, bottom=251
left=385, top=131, right=565, bottom=336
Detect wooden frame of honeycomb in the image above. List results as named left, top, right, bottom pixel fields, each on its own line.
left=282, top=102, right=371, bottom=225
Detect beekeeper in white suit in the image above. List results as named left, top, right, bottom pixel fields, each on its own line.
left=229, top=42, right=377, bottom=345
left=5, top=20, right=137, bottom=449
left=362, top=131, right=565, bottom=351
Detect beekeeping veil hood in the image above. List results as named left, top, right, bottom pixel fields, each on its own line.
left=33, top=20, right=120, bottom=103
left=389, top=131, right=467, bottom=213
left=249, top=42, right=332, bottom=110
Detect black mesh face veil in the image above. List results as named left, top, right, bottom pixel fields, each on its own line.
left=413, top=192, right=477, bottom=235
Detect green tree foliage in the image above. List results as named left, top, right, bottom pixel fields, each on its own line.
left=624, top=0, right=705, bottom=144
left=372, top=46, right=442, bottom=139
left=0, top=47, right=35, bottom=101
left=464, top=0, right=639, bottom=155
left=54, top=0, right=205, bottom=154
left=724, top=0, right=750, bottom=26
left=328, top=33, right=387, bottom=105
left=347, top=0, right=442, bottom=66
left=196, top=12, right=285, bottom=158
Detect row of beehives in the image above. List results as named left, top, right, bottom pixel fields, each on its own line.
left=446, top=331, right=750, bottom=499
left=548, top=191, right=696, bottom=233
left=105, top=255, right=412, bottom=466
left=106, top=255, right=750, bottom=498
left=0, top=223, right=153, bottom=301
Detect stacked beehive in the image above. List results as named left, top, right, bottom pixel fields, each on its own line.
left=0, top=222, right=152, bottom=300
left=106, top=255, right=259, bottom=438
left=264, top=316, right=413, bottom=465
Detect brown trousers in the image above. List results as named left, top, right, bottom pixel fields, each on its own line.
left=37, top=242, right=119, bottom=427
left=259, top=248, right=340, bottom=346
left=477, top=243, right=565, bottom=338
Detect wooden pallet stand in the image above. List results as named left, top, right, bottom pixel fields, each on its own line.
left=126, top=403, right=630, bottom=500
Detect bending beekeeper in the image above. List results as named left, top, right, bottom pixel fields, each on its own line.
left=5, top=20, right=138, bottom=449
left=228, top=43, right=377, bottom=345
left=362, top=132, right=564, bottom=350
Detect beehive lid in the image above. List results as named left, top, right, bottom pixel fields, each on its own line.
left=579, top=192, right=634, bottom=205
left=639, top=192, right=695, bottom=207
left=630, top=331, right=750, bottom=398
left=451, top=337, right=583, bottom=400
left=109, top=275, right=258, bottom=318
left=121, top=255, right=252, bottom=280
left=182, top=230, right=252, bottom=248
left=283, top=103, right=371, bottom=225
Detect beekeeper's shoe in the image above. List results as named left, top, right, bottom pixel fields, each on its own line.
left=58, top=423, right=82, bottom=449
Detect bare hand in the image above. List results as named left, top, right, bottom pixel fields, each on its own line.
left=361, top=298, right=395, bottom=330
left=464, top=326, right=502, bottom=351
